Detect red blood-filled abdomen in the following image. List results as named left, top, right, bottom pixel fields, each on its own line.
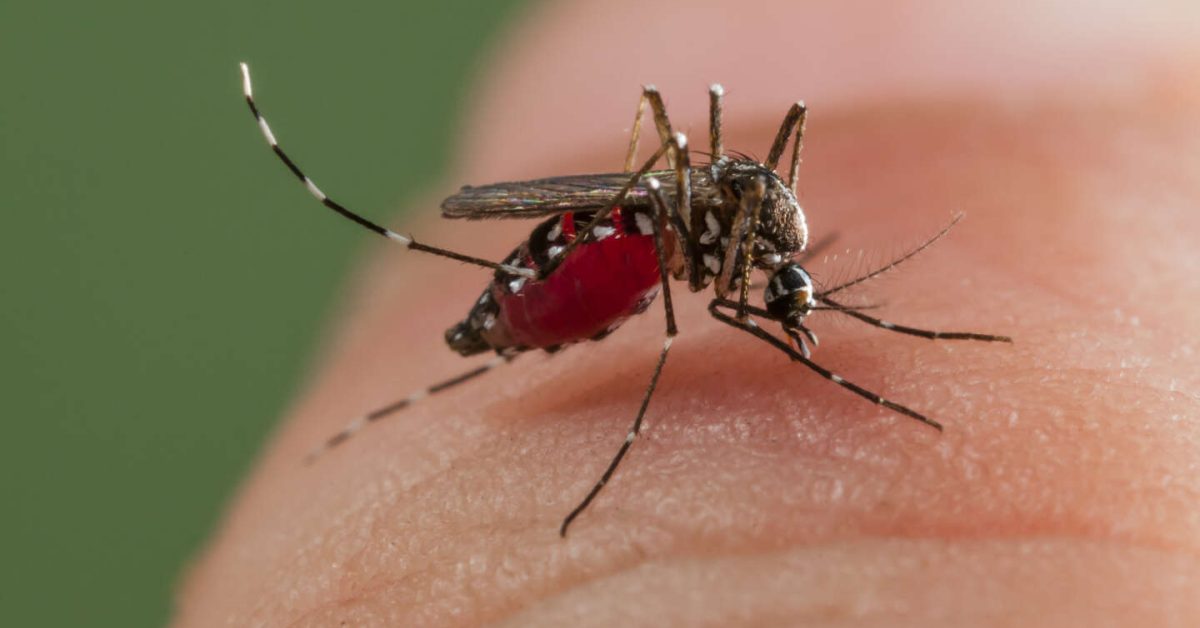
left=494, top=234, right=660, bottom=349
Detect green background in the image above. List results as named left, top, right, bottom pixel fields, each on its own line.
left=0, top=1, right=525, bottom=625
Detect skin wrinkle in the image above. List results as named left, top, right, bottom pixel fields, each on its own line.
left=287, top=533, right=1200, bottom=625
left=491, top=539, right=1200, bottom=627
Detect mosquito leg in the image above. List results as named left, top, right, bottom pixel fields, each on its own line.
left=644, top=177, right=682, bottom=338
left=623, top=90, right=648, bottom=172
left=735, top=177, right=768, bottom=318
left=559, top=335, right=672, bottom=536
left=653, top=132, right=701, bottom=289
left=542, top=135, right=680, bottom=279
left=671, top=131, right=692, bottom=231
left=711, top=297, right=883, bottom=326
left=787, top=105, right=807, bottom=193
left=644, top=86, right=677, bottom=169
left=624, top=86, right=677, bottom=172
left=238, top=63, right=533, bottom=278
left=819, top=296, right=1013, bottom=343
left=711, top=175, right=766, bottom=313
left=764, top=102, right=807, bottom=194
left=709, top=84, right=725, bottom=160
left=303, top=353, right=516, bottom=464
left=709, top=300, right=943, bottom=431
left=560, top=177, right=681, bottom=537
left=712, top=297, right=772, bottom=319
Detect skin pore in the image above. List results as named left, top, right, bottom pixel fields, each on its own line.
left=177, top=1, right=1200, bottom=625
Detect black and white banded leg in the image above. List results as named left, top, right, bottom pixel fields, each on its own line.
left=559, top=176, right=682, bottom=537
left=238, top=63, right=532, bottom=278
left=304, top=353, right=517, bottom=464
left=708, top=299, right=944, bottom=431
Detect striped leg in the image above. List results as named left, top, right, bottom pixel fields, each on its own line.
left=559, top=177, right=681, bottom=537
left=558, top=338, right=672, bottom=536
left=303, top=353, right=514, bottom=464
left=238, top=63, right=533, bottom=278
left=708, top=299, right=943, bottom=431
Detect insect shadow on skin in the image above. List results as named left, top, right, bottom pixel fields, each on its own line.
left=238, top=63, right=1012, bottom=537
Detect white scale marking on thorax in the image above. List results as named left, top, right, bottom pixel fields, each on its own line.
left=699, top=210, right=721, bottom=245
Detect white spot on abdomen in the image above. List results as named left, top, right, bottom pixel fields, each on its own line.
left=592, top=225, right=616, bottom=239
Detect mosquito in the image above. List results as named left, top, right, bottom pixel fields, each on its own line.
left=238, top=63, right=1012, bottom=537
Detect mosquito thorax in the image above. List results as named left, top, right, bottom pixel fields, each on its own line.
left=711, top=158, right=809, bottom=264
left=764, top=262, right=816, bottom=327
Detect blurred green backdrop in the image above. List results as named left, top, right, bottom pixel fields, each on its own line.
left=0, top=1, right=526, bottom=625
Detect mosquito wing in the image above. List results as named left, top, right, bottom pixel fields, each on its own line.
left=441, top=170, right=711, bottom=219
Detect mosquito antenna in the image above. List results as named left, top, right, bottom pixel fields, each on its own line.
left=238, top=63, right=533, bottom=278
left=819, top=213, right=963, bottom=297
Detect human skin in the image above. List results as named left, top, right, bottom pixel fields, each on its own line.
left=178, top=1, right=1200, bottom=626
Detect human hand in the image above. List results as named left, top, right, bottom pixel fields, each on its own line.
left=179, top=1, right=1200, bottom=625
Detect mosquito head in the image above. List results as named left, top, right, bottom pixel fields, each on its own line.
left=764, top=262, right=816, bottom=328
left=712, top=159, right=809, bottom=265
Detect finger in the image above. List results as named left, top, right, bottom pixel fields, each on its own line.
left=177, top=1, right=1200, bottom=626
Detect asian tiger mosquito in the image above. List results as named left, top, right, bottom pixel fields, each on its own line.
left=238, top=63, right=1012, bottom=537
